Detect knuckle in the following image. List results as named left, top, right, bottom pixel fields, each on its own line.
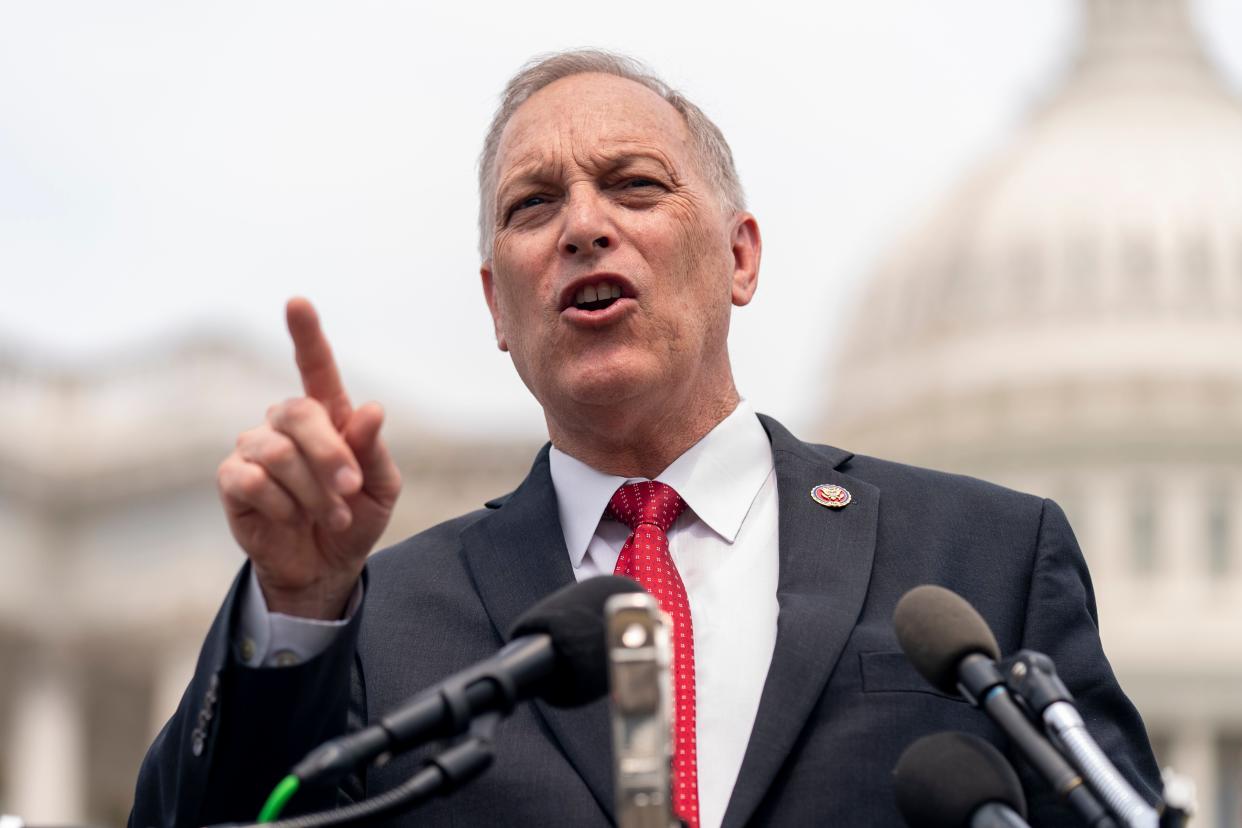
left=216, top=471, right=236, bottom=500
left=218, top=460, right=257, bottom=498
left=300, top=431, right=350, bottom=468
left=235, top=426, right=259, bottom=449
left=217, top=454, right=245, bottom=483
left=285, top=396, right=319, bottom=420
left=267, top=398, right=297, bottom=426
left=257, top=437, right=296, bottom=469
left=234, top=464, right=268, bottom=498
left=269, top=397, right=327, bottom=433
left=316, top=439, right=352, bottom=469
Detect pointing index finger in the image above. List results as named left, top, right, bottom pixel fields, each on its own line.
left=287, top=297, right=352, bottom=428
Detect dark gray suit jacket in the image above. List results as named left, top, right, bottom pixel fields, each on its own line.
left=131, top=415, right=1160, bottom=826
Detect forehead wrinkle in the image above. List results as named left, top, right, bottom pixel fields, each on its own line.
left=493, top=80, right=703, bottom=214
left=496, top=151, right=551, bottom=196
left=497, top=141, right=682, bottom=201
left=494, top=134, right=568, bottom=209
left=513, top=76, right=692, bottom=162
left=588, top=142, right=683, bottom=178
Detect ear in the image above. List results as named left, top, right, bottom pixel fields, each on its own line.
left=479, top=262, right=509, bottom=352
left=729, top=213, right=761, bottom=307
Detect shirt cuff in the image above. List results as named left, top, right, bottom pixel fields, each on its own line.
left=235, top=567, right=363, bottom=668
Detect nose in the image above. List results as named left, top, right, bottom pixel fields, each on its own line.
left=558, top=187, right=615, bottom=256
left=564, top=237, right=610, bottom=254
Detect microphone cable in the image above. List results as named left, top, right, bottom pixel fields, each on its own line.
left=242, top=712, right=500, bottom=827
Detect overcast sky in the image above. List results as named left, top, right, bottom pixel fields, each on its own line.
left=3, top=0, right=1241, bottom=438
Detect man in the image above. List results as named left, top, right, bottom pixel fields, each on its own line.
left=132, top=51, right=1159, bottom=826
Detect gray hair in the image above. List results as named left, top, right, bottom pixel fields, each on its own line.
left=477, top=49, right=746, bottom=259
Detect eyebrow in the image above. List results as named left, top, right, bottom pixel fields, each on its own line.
left=496, top=146, right=679, bottom=204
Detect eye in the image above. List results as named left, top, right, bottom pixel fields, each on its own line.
left=512, top=195, right=548, bottom=213
left=613, top=177, right=666, bottom=205
left=504, top=193, right=555, bottom=225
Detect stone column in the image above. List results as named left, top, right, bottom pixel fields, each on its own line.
left=1165, top=721, right=1217, bottom=828
left=1163, top=470, right=1198, bottom=605
left=6, top=655, right=86, bottom=822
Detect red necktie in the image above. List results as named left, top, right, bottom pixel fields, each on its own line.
left=607, top=481, right=699, bottom=828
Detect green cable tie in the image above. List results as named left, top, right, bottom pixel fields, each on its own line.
left=258, top=774, right=300, bottom=822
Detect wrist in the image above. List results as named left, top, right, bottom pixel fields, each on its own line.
left=256, top=570, right=361, bottom=620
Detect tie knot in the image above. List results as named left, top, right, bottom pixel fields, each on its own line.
left=607, top=481, right=686, bottom=533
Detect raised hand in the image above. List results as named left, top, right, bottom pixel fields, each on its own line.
left=216, top=298, right=402, bottom=619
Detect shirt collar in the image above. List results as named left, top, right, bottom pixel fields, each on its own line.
left=548, top=400, right=774, bottom=568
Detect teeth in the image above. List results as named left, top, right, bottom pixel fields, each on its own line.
left=575, top=281, right=622, bottom=306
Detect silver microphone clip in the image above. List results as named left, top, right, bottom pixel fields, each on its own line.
left=606, top=592, right=678, bottom=828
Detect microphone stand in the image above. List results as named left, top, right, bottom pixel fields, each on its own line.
left=1002, top=651, right=1158, bottom=828
left=958, top=655, right=1118, bottom=828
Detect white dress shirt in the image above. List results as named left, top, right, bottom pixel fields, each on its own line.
left=549, top=399, right=779, bottom=828
left=238, top=400, right=780, bottom=828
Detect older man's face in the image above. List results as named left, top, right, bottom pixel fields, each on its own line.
left=481, top=72, right=758, bottom=424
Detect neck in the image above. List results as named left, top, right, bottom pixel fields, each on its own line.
left=546, top=383, right=742, bottom=479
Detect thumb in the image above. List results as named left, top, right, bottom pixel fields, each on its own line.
left=344, top=402, right=401, bottom=502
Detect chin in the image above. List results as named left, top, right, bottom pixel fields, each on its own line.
left=554, top=359, right=654, bottom=408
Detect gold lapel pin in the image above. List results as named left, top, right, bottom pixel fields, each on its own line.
left=811, top=484, right=851, bottom=509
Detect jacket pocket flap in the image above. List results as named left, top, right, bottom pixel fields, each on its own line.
left=859, top=651, right=965, bottom=702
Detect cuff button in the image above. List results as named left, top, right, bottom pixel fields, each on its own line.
left=272, top=650, right=300, bottom=668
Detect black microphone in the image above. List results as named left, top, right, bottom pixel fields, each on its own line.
left=894, top=731, right=1030, bottom=828
left=894, top=585, right=1117, bottom=827
left=293, top=575, right=645, bottom=787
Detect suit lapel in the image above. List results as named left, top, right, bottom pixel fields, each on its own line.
left=721, top=415, right=880, bottom=828
left=459, top=445, right=616, bottom=821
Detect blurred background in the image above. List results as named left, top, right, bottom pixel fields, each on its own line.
left=2, top=0, right=1242, bottom=823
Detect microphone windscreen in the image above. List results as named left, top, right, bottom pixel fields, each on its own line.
left=893, top=731, right=1027, bottom=828
left=508, top=575, right=645, bottom=707
left=893, top=585, right=1000, bottom=695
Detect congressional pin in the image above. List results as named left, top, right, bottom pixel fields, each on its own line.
left=811, top=484, right=851, bottom=509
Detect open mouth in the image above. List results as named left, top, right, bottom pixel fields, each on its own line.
left=565, top=278, right=627, bottom=313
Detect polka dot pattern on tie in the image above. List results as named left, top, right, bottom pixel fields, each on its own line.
left=607, top=480, right=699, bottom=828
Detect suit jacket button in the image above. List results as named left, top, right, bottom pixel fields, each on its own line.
left=191, top=734, right=205, bottom=757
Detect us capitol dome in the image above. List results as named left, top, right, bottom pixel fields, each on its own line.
left=823, top=0, right=1242, bottom=823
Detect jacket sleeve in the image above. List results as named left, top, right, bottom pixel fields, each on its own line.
left=129, top=563, right=365, bottom=827
left=1017, top=498, right=1162, bottom=823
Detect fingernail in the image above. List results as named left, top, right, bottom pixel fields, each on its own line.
left=329, top=506, right=352, bottom=531
left=334, top=467, right=361, bottom=494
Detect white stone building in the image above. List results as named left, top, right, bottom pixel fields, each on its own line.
left=825, top=1, right=1242, bottom=825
